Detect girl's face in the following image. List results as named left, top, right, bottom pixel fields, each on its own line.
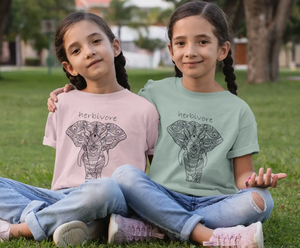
left=168, top=15, right=229, bottom=81
left=62, top=20, right=120, bottom=84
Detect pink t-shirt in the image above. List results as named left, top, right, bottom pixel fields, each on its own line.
left=43, top=89, right=159, bottom=190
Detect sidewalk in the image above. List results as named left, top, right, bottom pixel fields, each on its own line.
left=287, top=76, right=300, bottom=81
left=0, top=65, right=47, bottom=72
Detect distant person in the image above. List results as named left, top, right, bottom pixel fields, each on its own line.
left=0, top=12, right=163, bottom=247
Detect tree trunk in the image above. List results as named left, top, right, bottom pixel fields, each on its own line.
left=243, top=0, right=294, bottom=83
left=0, top=0, right=12, bottom=59
left=223, top=0, right=244, bottom=33
left=232, top=1, right=245, bottom=33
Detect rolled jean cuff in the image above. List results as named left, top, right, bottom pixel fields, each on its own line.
left=20, top=200, right=48, bottom=223
left=25, top=211, right=47, bottom=241
left=180, top=214, right=204, bottom=241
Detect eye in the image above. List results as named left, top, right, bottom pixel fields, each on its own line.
left=199, top=40, right=208, bottom=45
left=71, top=48, right=80, bottom=55
left=175, top=41, right=185, bottom=46
left=93, top=39, right=102, bottom=44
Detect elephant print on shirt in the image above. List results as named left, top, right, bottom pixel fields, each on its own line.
left=167, top=120, right=223, bottom=183
left=66, top=120, right=127, bottom=179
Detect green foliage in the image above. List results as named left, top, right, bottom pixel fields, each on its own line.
left=25, top=57, right=41, bottom=66
left=5, top=0, right=75, bottom=52
left=134, top=7, right=174, bottom=26
left=0, top=68, right=299, bottom=247
left=134, top=35, right=166, bottom=53
left=105, top=0, right=141, bottom=44
left=106, top=0, right=138, bottom=25
left=283, top=0, right=300, bottom=44
left=156, top=8, right=174, bottom=26
left=163, top=0, right=190, bottom=8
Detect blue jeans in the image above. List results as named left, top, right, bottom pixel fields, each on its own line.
left=0, top=177, right=129, bottom=241
left=111, top=164, right=274, bottom=242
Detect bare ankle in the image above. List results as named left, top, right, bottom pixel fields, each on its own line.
left=190, top=223, right=213, bottom=244
left=10, top=222, right=33, bottom=239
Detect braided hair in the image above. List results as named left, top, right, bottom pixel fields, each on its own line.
left=223, top=49, right=237, bottom=95
left=55, top=12, right=130, bottom=91
left=167, top=1, right=238, bottom=95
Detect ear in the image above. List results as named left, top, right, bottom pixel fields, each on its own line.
left=217, top=41, right=230, bottom=61
left=112, top=38, right=121, bottom=57
left=62, top=61, right=78, bottom=76
left=168, top=43, right=174, bottom=60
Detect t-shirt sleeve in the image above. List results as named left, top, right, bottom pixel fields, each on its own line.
left=227, top=106, right=259, bottom=159
left=138, top=80, right=159, bottom=155
left=43, top=112, right=57, bottom=149
left=138, top=80, right=155, bottom=105
left=145, top=114, right=159, bottom=155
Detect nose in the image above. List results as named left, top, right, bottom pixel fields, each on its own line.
left=85, top=45, right=96, bottom=59
left=185, top=44, right=197, bottom=58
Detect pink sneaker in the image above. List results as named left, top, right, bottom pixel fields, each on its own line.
left=108, top=214, right=165, bottom=244
left=0, top=219, right=10, bottom=242
left=203, top=222, right=264, bottom=248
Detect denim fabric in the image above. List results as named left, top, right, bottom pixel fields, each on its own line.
left=112, top=164, right=274, bottom=242
left=0, top=177, right=128, bottom=241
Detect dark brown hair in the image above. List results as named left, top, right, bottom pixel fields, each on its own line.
left=55, top=12, right=130, bottom=90
left=168, top=1, right=237, bottom=95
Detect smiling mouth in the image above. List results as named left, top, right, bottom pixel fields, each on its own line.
left=87, top=60, right=102, bottom=68
left=183, top=61, right=203, bottom=65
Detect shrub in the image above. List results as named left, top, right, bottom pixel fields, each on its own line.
left=25, top=57, right=40, bottom=66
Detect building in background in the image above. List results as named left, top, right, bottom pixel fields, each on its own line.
left=75, top=0, right=173, bottom=68
left=1, top=0, right=299, bottom=69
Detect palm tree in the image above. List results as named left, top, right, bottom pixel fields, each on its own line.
left=134, top=34, right=166, bottom=68
left=106, top=0, right=139, bottom=45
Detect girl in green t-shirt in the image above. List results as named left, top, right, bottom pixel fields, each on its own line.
left=47, top=2, right=287, bottom=247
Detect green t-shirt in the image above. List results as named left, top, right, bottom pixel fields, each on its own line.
left=138, top=77, right=259, bottom=197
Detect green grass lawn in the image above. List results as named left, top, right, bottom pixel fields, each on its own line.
left=0, top=67, right=299, bottom=247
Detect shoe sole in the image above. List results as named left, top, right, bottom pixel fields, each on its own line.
left=108, top=214, right=118, bottom=244
left=254, top=221, right=264, bottom=248
left=53, top=220, right=99, bottom=247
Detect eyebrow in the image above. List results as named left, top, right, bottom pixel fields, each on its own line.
left=67, top=32, right=102, bottom=52
left=173, top=34, right=212, bottom=41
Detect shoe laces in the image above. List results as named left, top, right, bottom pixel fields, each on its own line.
left=127, top=223, right=164, bottom=241
left=216, top=233, right=242, bottom=247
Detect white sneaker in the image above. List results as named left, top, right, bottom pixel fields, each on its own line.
left=53, top=220, right=104, bottom=247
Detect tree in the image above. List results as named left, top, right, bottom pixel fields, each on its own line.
left=4, top=0, right=74, bottom=64
left=0, top=0, right=12, bottom=77
left=137, top=7, right=174, bottom=26
left=135, top=35, right=166, bottom=53
left=282, top=0, right=300, bottom=67
left=243, top=0, right=295, bottom=83
left=163, top=0, right=247, bottom=37
left=163, top=0, right=189, bottom=8
left=164, top=1, right=295, bottom=84
left=134, top=35, right=166, bottom=68
left=106, top=0, right=139, bottom=45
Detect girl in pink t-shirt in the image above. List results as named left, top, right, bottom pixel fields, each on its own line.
left=0, top=12, right=161, bottom=246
